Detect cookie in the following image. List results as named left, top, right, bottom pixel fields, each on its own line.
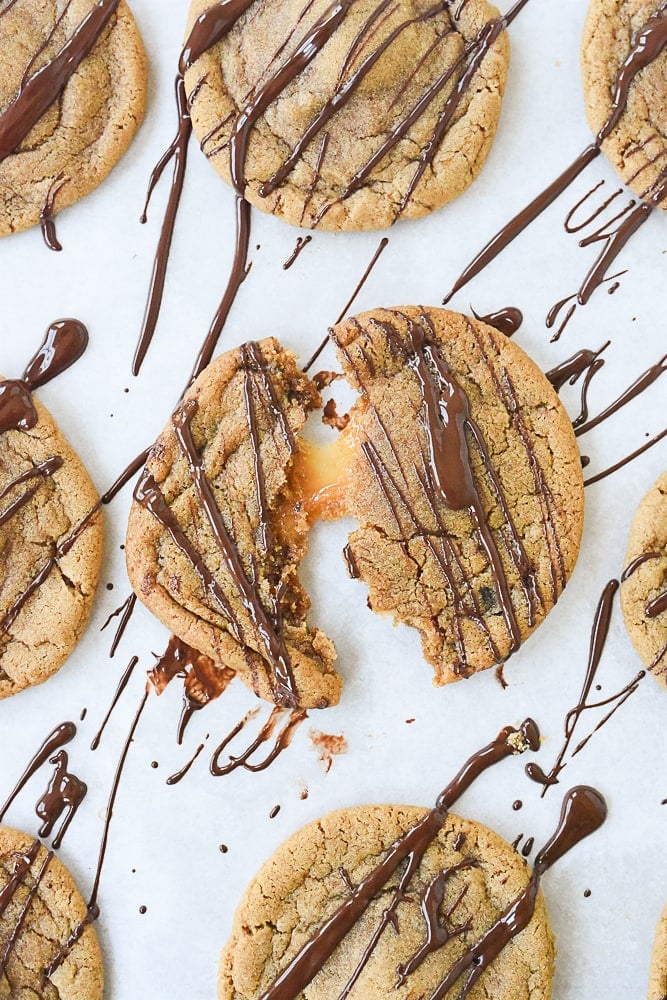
left=183, top=0, right=510, bottom=230
left=331, top=306, right=584, bottom=685
left=581, top=0, right=667, bottom=209
left=648, top=905, right=667, bottom=1000
left=620, top=472, right=667, bottom=688
left=0, top=824, right=103, bottom=998
left=0, top=0, right=147, bottom=241
left=218, top=804, right=555, bottom=999
left=0, top=371, right=104, bottom=698
left=126, top=337, right=341, bottom=711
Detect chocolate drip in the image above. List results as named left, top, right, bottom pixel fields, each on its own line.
left=148, top=635, right=235, bottom=744
left=0, top=848, right=53, bottom=979
left=304, top=237, right=389, bottom=372
left=101, top=448, right=151, bottom=504
left=22, top=319, right=89, bottom=389
left=0, top=0, right=120, bottom=163
left=210, top=706, right=307, bottom=777
left=647, top=591, right=667, bottom=618
left=584, top=427, right=666, bottom=487
left=35, top=750, right=87, bottom=849
left=179, top=0, right=256, bottom=73
left=90, top=656, right=138, bottom=751
left=0, top=457, right=63, bottom=528
left=622, top=550, right=661, bottom=581
left=0, top=722, right=76, bottom=823
left=100, top=592, right=137, bottom=657
left=545, top=342, right=608, bottom=429
left=40, top=173, right=67, bottom=252
left=0, top=841, right=40, bottom=918
left=43, top=686, right=149, bottom=983
left=259, top=721, right=538, bottom=1000
left=283, top=235, right=313, bottom=270
left=443, top=8, right=667, bottom=303
left=526, top=580, right=644, bottom=794
left=171, top=393, right=298, bottom=706
left=0, top=380, right=38, bottom=434
left=166, top=742, right=206, bottom=786
left=471, top=306, right=523, bottom=337
left=574, top=352, right=666, bottom=437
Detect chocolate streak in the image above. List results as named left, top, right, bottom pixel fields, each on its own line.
left=210, top=705, right=307, bottom=777
left=0, top=722, right=76, bottom=823
left=443, top=8, right=667, bottom=305
left=0, top=0, right=120, bottom=163
left=471, top=306, right=523, bottom=337
left=257, top=722, right=604, bottom=1000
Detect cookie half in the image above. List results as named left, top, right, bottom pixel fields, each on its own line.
left=126, top=338, right=341, bottom=711
left=0, top=825, right=103, bottom=998
left=332, top=306, right=584, bottom=684
left=184, top=0, right=510, bottom=230
left=581, top=0, right=667, bottom=208
left=0, top=0, right=147, bottom=240
left=0, top=386, right=103, bottom=698
left=218, top=804, right=555, bottom=999
left=620, top=472, right=667, bottom=688
left=648, top=905, right=667, bottom=1000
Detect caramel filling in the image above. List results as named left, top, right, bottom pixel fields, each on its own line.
left=289, top=428, right=360, bottom=522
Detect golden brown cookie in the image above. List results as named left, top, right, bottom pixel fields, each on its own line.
left=184, top=0, right=510, bottom=230
left=0, top=0, right=147, bottom=240
left=218, top=804, right=555, bottom=999
left=332, top=306, right=584, bottom=685
left=0, top=380, right=104, bottom=698
left=0, top=825, right=103, bottom=998
left=648, top=905, right=667, bottom=1000
left=581, top=0, right=667, bottom=208
left=126, top=338, right=341, bottom=711
left=621, top=472, right=667, bottom=688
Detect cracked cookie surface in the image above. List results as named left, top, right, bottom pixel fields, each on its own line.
left=0, top=825, right=103, bottom=999
left=333, top=306, right=584, bottom=685
left=0, top=0, right=147, bottom=239
left=218, top=804, right=554, bottom=999
left=648, top=904, right=667, bottom=999
left=184, top=0, right=509, bottom=230
left=621, top=472, right=667, bottom=688
left=0, top=390, right=103, bottom=699
left=125, top=337, right=341, bottom=711
left=581, top=0, right=667, bottom=208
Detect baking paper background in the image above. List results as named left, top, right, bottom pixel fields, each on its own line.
left=0, top=1, right=665, bottom=998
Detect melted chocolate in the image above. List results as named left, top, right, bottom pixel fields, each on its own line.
left=647, top=591, right=667, bottom=618
left=100, top=592, right=137, bottom=657
left=584, top=427, right=667, bottom=487
left=210, top=706, right=307, bottom=777
left=0, top=847, right=53, bottom=979
left=0, top=457, right=63, bottom=528
left=166, top=742, right=206, bottom=786
left=545, top=342, right=609, bottom=429
left=35, top=750, right=87, bottom=849
left=574, top=352, right=666, bottom=438
left=90, top=656, right=138, bottom=751
left=0, top=722, right=76, bottom=823
left=443, top=9, right=667, bottom=303
left=257, top=721, right=607, bottom=1000
left=621, top=550, right=661, bottom=582
left=282, top=235, right=313, bottom=270
left=40, top=174, right=67, bottom=252
left=22, top=319, right=89, bottom=389
left=0, top=0, right=120, bottom=163
left=526, top=581, right=645, bottom=795
left=0, top=380, right=37, bottom=434
left=471, top=306, right=523, bottom=337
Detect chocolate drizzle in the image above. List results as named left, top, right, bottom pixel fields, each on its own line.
left=443, top=8, right=667, bottom=308
left=210, top=705, right=307, bottom=777
left=90, top=656, right=138, bottom=751
left=256, top=721, right=605, bottom=1000
left=526, top=581, right=645, bottom=795
left=0, top=0, right=120, bottom=164
left=283, top=235, right=313, bottom=270
left=0, top=722, right=76, bottom=824
left=35, top=750, right=87, bottom=850
left=584, top=427, right=667, bottom=487
left=545, top=342, right=609, bottom=429
left=100, top=592, right=137, bottom=657
left=471, top=306, right=523, bottom=337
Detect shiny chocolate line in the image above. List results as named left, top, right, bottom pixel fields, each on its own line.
left=303, top=236, right=389, bottom=372
left=101, top=448, right=151, bottom=504
left=179, top=0, right=256, bottom=73
left=471, top=306, right=523, bottom=337
left=647, top=591, right=667, bottom=618
left=545, top=342, right=609, bottom=430
left=166, top=742, right=206, bottom=786
left=0, top=848, right=53, bottom=978
left=258, top=721, right=539, bottom=1000
left=44, top=686, right=150, bottom=983
left=442, top=9, right=667, bottom=303
left=0, top=380, right=37, bottom=434
left=621, top=550, right=661, bottom=581
left=22, top=318, right=89, bottom=389
left=0, top=722, right=76, bottom=823
left=564, top=180, right=623, bottom=234
left=282, top=235, right=312, bottom=270
left=210, top=706, right=306, bottom=776
left=172, top=394, right=298, bottom=706
left=0, top=456, right=62, bottom=527
left=575, top=352, right=666, bottom=437
left=570, top=670, right=645, bottom=759
left=90, top=656, right=138, bottom=751
left=35, top=749, right=87, bottom=850
left=40, top=173, right=67, bottom=252
left=0, top=841, right=40, bottom=917
left=0, top=0, right=120, bottom=163
left=584, top=427, right=666, bottom=487
left=100, top=592, right=137, bottom=657
left=0, top=503, right=100, bottom=640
